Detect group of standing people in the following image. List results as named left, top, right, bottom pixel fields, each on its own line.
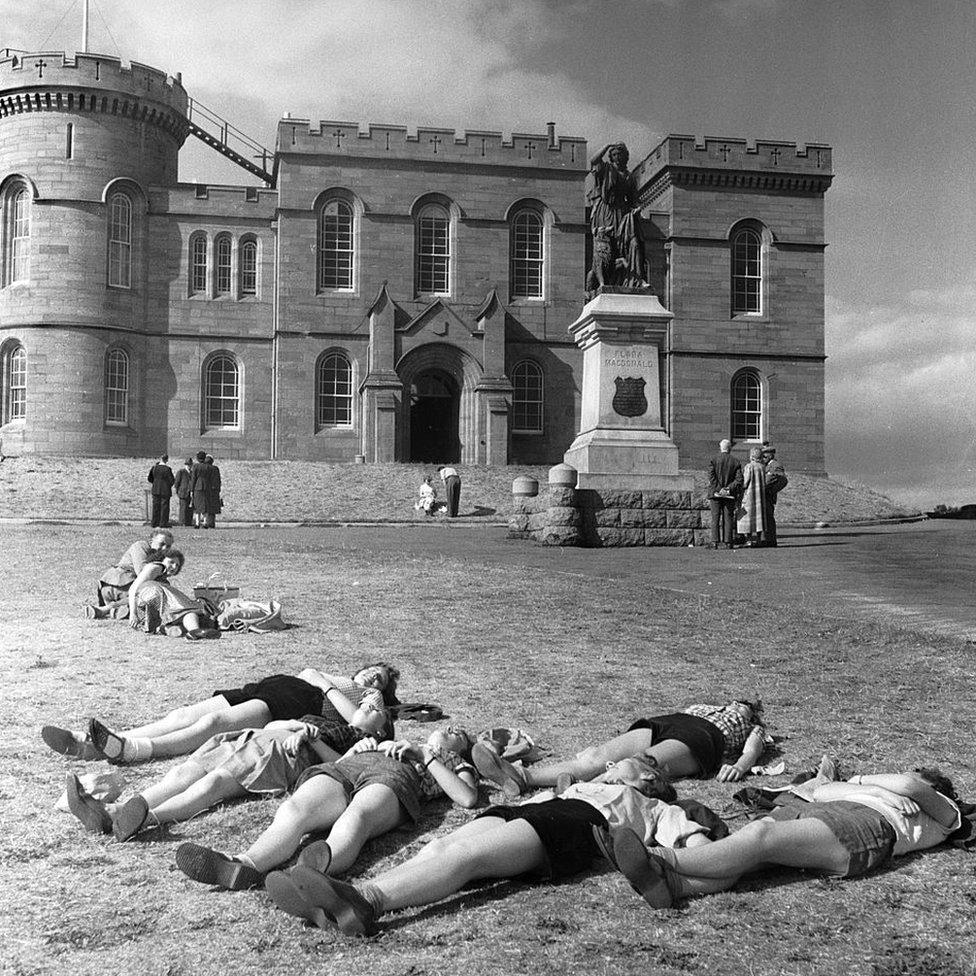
left=149, top=452, right=222, bottom=529
left=707, top=439, right=788, bottom=549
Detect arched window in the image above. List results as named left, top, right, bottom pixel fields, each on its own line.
left=204, top=354, right=241, bottom=430
left=239, top=238, right=257, bottom=296
left=415, top=203, right=450, bottom=295
left=318, top=200, right=354, bottom=291
left=510, top=210, right=544, bottom=298
left=511, top=360, right=544, bottom=433
left=3, top=185, right=30, bottom=286
left=731, top=371, right=762, bottom=441
left=190, top=233, right=208, bottom=295
left=731, top=226, right=762, bottom=315
left=105, top=348, right=129, bottom=426
left=107, top=192, right=132, bottom=288
left=316, top=351, right=353, bottom=428
left=215, top=234, right=232, bottom=295
left=3, top=343, right=27, bottom=422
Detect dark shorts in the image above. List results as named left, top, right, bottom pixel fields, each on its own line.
left=627, top=713, right=727, bottom=778
left=768, top=800, right=896, bottom=877
left=214, top=675, right=325, bottom=722
left=295, top=752, right=424, bottom=822
left=476, top=798, right=609, bottom=880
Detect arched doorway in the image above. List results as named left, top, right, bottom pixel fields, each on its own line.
left=409, top=369, right=460, bottom=462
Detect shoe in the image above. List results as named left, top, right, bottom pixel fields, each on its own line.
left=112, top=795, right=150, bottom=842
left=65, top=773, right=112, bottom=834
left=88, top=718, right=128, bottom=764
left=296, top=839, right=332, bottom=875
left=266, top=870, right=333, bottom=930
left=611, top=828, right=681, bottom=909
left=471, top=742, right=525, bottom=797
left=41, top=725, right=105, bottom=761
left=175, top=842, right=264, bottom=890
left=185, top=628, right=221, bottom=641
left=290, top=866, right=377, bottom=936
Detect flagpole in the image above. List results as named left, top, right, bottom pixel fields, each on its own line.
left=81, top=0, right=90, bottom=53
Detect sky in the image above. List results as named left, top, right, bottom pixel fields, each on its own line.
left=4, top=0, right=976, bottom=508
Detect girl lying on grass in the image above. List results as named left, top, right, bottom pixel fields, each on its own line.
left=64, top=715, right=377, bottom=841
left=41, top=663, right=399, bottom=763
left=264, top=756, right=725, bottom=936
left=472, top=699, right=771, bottom=796
left=610, top=766, right=965, bottom=908
left=175, top=728, right=479, bottom=892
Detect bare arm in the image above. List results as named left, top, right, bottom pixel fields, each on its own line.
left=127, top=562, right=164, bottom=620
left=716, top=727, right=767, bottom=782
left=419, top=744, right=479, bottom=808
left=589, top=143, right=613, bottom=169
left=815, top=774, right=959, bottom=826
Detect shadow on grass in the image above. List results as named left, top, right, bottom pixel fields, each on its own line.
left=463, top=506, right=497, bottom=518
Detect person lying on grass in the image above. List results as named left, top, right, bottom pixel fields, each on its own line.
left=263, top=756, right=725, bottom=936
left=41, top=663, right=399, bottom=763
left=609, top=766, right=964, bottom=909
left=64, top=715, right=380, bottom=841
left=175, top=727, right=480, bottom=891
left=473, top=698, right=771, bottom=796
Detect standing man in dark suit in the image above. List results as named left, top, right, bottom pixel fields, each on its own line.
left=174, top=457, right=194, bottom=527
left=206, top=454, right=222, bottom=529
left=761, top=445, right=788, bottom=548
left=707, top=439, right=743, bottom=549
left=189, top=451, right=211, bottom=530
left=147, top=454, right=175, bottom=528
left=438, top=465, right=461, bottom=518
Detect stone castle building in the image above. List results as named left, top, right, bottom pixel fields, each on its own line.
left=0, top=50, right=832, bottom=471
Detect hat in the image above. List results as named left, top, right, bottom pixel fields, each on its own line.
left=762, top=445, right=776, bottom=456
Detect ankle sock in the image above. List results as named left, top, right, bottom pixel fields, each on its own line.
left=236, top=853, right=258, bottom=870
left=358, top=881, right=386, bottom=916
left=125, top=737, right=153, bottom=762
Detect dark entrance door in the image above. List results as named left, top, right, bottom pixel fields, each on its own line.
left=409, top=370, right=459, bottom=462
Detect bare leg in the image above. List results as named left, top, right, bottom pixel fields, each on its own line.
left=121, top=760, right=210, bottom=810
left=121, top=696, right=234, bottom=739
left=372, top=818, right=547, bottom=911
left=150, top=769, right=247, bottom=825
left=325, top=784, right=405, bottom=875
left=242, top=776, right=350, bottom=872
left=145, top=701, right=272, bottom=758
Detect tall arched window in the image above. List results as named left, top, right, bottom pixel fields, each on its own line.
left=731, top=226, right=762, bottom=315
left=3, top=185, right=31, bottom=286
left=416, top=203, right=450, bottom=295
left=3, top=343, right=27, bottom=422
left=239, top=238, right=257, bottom=296
left=215, top=234, right=232, bottom=295
left=107, top=192, right=132, bottom=288
left=316, top=351, right=353, bottom=428
left=318, top=200, right=354, bottom=291
left=105, top=348, right=129, bottom=426
left=731, top=371, right=762, bottom=441
left=204, top=354, right=241, bottom=430
left=190, top=233, right=208, bottom=296
left=510, top=210, right=544, bottom=298
left=511, top=360, right=544, bottom=433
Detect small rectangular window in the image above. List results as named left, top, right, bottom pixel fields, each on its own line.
left=66, top=123, right=74, bottom=159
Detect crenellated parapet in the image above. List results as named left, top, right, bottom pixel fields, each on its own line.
left=0, top=51, right=188, bottom=139
left=635, top=134, right=833, bottom=203
left=276, top=119, right=587, bottom=170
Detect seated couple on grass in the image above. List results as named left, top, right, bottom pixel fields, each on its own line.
left=264, top=756, right=727, bottom=935
left=42, top=663, right=399, bottom=764
left=472, top=698, right=771, bottom=796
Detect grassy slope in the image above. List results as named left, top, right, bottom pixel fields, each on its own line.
left=1, top=524, right=972, bottom=976
left=0, top=457, right=918, bottom=524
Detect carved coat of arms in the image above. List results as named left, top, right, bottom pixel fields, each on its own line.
left=612, top=376, right=647, bottom=418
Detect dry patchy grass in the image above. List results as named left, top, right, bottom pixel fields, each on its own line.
left=0, top=524, right=971, bottom=976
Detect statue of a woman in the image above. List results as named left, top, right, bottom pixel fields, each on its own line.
left=585, top=142, right=647, bottom=289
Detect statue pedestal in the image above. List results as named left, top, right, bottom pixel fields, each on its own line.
left=563, top=291, right=693, bottom=490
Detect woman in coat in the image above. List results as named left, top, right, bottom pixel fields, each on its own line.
left=736, top=446, right=768, bottom=547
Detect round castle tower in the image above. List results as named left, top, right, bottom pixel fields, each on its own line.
left=0, top=50, right=188, bottom=455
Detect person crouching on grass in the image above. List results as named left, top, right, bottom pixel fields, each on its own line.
left=64, top=715, right=379, bottom=842
left=264, top=757, right=726, bottom=936
left=609, top=766, right=964, bottom=909
left=174, top=727, right=480, bottom=892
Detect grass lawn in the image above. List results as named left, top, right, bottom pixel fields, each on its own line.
left=2, top=524, right=972, bottom=976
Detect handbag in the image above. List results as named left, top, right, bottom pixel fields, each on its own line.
left=193, top=572, right=240, bottom=602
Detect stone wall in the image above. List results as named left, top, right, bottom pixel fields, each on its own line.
left=509, top=484, right=711, bottom=547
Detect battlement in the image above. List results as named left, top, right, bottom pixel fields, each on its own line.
left=634, top=134, right=832, bottom=188
left=0, top=50, right=187, bottom=114
left=276, top=119, right=587, bottom=170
